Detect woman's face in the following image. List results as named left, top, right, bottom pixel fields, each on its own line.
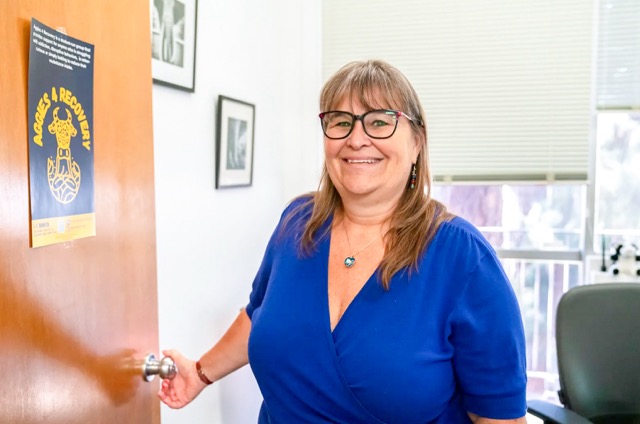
left=324, top=97, right=421, bottom=205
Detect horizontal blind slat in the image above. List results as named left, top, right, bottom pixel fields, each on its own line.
left=323, top=0, right=593, bottom=181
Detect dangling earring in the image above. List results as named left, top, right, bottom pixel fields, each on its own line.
left=410, top=163, right=417, bottom=190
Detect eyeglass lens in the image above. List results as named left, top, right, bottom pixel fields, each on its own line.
left=321, top=110, right=399, bottom=139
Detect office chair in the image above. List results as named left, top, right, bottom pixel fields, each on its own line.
left=527, top=283, right=640, bottom=424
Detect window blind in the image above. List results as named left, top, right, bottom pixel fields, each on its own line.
left=322, top=0, right=593, bottom=181
left=596, top=0, right=640, bottom=109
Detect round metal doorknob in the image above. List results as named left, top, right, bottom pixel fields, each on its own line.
left=142, top=353, right=177, bottom=382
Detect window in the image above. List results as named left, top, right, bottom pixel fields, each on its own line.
left=432, top=185, right=586, bottom=251
left=593, top=0, right=640, bottom=251
left=503, top=258, right=581, bottom=401
left=594, top=114, right=640, bottom=251
left=323, top=0, right=593, bottom=182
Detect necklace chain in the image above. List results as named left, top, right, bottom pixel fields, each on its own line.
left=343, top=225, right=381, bottom=268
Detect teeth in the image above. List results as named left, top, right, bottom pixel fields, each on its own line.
left=347, top=159, right=379, bottom=164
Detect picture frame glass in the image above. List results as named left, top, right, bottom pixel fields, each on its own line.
left=216, top=96, right=255, bottom=188
left=151, top=0, right=197, bottom=92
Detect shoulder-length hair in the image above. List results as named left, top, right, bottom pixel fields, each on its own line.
left=289, top=60, right=454, bottom=289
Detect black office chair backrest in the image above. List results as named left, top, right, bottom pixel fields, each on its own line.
left=556, top=283, right=640, bottom=423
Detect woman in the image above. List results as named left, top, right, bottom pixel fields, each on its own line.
left=159, top=60, right=528, bottom=423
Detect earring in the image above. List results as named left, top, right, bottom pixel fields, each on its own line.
left=410, top=163, right=417, bottom=190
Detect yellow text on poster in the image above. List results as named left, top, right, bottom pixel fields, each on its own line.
left=31, top=212, right=96, bottom=248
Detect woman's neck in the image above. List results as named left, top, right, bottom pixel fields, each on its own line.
left=338, top=199, right=396, bottom=231
left=338, top=190, right=402, bottom=228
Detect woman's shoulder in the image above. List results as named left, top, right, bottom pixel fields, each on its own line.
left=281, top=193, right=314, bottom=220
left=272, top=193, right=317, bottom=237
left=420, top=216, right=505, bottom=286
left=438, top=215, right=481, bottom=236
left=286, top=193, right=314, bottom=208
left=433, top=215, right=496, bottom=256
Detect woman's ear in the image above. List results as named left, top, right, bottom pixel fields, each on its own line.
left=412, top=134, right=422, bottom=162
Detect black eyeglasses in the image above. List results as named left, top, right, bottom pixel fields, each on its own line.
left=318, top=109, right=421, bottom=140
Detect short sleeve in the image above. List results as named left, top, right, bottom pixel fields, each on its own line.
left=244, top=229, right=277, bottom=320
left=245, top=196, right=311, bottom=320
left=448, top=249, right=528, bottom=419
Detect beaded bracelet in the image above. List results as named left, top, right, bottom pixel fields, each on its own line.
left=196, top=361, right=214, bottom=385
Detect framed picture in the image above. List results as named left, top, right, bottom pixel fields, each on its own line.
left=216, top=96, right=256, bottom=188
left=151, top=0, right=198, bottom=92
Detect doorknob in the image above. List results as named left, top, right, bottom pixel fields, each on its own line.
left=142, top=353, right=177, bottom=382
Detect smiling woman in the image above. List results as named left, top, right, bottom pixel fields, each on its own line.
left=159, top=60, right=528, bottom=424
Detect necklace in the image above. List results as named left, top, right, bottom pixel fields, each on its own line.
left=343, top=225, right=381, bottom=268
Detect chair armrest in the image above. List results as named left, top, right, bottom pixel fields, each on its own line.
left=527, top=399, right=592, bottom=424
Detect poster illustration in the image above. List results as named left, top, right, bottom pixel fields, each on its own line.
left=27, top=18, right=95, bottom=248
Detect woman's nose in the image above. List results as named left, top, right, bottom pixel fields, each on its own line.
left=346, top=118, right=371, bottom=148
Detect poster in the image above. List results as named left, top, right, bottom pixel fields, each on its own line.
left=27, top=18, right=95, bottom=248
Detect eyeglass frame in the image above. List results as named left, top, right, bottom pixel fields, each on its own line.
left=318, top=109, right=423, bottom=140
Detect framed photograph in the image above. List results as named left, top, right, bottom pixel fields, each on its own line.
left=151, top=0, right=198, bottom=92
left=216, top=96, right=256, bottom=188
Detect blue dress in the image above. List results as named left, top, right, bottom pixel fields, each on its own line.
left=246, top=199, right=527, bottom=423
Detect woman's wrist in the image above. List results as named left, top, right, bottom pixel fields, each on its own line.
left=195, top=360, right=214, bottom=385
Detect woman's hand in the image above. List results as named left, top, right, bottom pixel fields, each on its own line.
left=157, top=349, right=209, bottom=409
left=468, top=412, right=527, bottom=423
left=158, top=311, right=251, bottom=409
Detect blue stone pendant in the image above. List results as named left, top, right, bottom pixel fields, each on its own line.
left=344, top=256, right=356, bottom=268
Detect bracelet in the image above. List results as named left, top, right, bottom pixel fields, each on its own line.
left=195, top=361, right=214, bottom=385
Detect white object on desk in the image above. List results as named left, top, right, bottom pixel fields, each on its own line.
left=590, top=271, right=640, bottom=284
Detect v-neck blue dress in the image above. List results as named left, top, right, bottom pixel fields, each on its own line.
left=246, top=198, right=527, bottom=423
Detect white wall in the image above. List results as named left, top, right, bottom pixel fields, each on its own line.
left=153, top=1, right=323, bottom=423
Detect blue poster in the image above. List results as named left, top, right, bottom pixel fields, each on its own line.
left=27, top=18, right=95, bottom=247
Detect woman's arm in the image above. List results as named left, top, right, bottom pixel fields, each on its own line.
left=196, top=308, right=251, bottom=382
left=158, top=309, right=251, bottom=409
left=468, top=412, right=527, bottom=423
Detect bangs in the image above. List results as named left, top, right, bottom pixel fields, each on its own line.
left=350, top=87, right=405, bottom=112
left=321, top=62, right=408, bottom=112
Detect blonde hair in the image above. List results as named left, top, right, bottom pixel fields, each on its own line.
left=288, top=60, right=453, bottom=289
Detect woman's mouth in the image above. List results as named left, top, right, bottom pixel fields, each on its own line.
left=345, top=159, right=381, bottom=164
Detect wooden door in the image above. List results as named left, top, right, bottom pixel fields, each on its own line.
left=0, top=1, right=160, bottom=423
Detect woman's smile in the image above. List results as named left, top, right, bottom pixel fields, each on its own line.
left=344, top=158, right=382, bottom=164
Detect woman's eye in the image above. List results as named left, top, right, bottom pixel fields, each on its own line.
left=371, top=120, right=389, bottom=127
left=333, top=120, right=352, bottom=128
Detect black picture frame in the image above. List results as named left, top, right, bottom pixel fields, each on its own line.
left=151, top=0, right=198, bottom=92
left=215, top=96, right=255, bottom=188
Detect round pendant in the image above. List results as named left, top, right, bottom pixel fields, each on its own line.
left=344, top=256, right=356, bottom=268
